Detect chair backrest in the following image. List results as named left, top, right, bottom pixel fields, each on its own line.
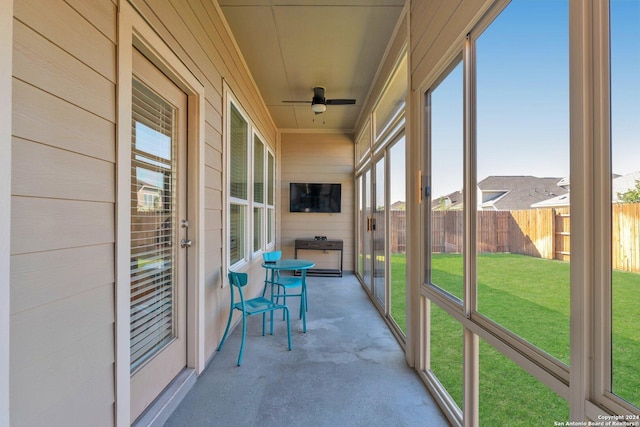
left=262, top=250, right=282, bottom=262
left=228, top=271, right=249, bottom=307
left=228, top=271, right=248, bottom=288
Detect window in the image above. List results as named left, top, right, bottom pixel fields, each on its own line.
left=428, top=59, right=464, bottom=303
left=388, top=136, right=406, bottom=333
left=229, top=103, right=248, bottom=266
left=374, top=54, right=407, bottom=141
left=474, top=0, right=570, bottom=364
left=253, top=134, right=264, bottom=253
left=423, top=0, right=575, bottom=424
left=226, top=94, right=275, bottom=268
left=610, top=0, right=640, bottom=409
left=425, top=57, right=464, bottom=414
left=130, top=77, right=179, bottom=372
left=478, top=338, right=568, bottom=424
left=267, top=150, right=275, bottom=246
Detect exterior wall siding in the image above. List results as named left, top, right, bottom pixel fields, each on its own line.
left=279, top=132, right=355, bottom=272
left=410, top=0, right=491, bottom=91
left=10, top=0, right=117, bottom=424
left=9, top=0, right=275, bottom=424
left=127, top=0, right=277, bottom=361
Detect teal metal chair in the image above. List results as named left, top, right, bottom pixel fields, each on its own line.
left=262, top=250, right=307, bottom=319
left=218, top=271, right=291, bottom=366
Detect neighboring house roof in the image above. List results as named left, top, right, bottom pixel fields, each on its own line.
left=531, top=193, right=570, bottom=208
left=533, top=170, right=640, bottom=207
left=477, top=176, right=568, bottom=210
left=432, top=190, right=463, bottom=210
left=390, top=200, right=406, bottom=211
left=612, top=170, right=640, bottom=202
left=556, top=176, right=570, bottom=189
left=431, top=176, right=571, bottom=211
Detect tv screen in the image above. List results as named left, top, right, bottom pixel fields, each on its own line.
left=289, top=183, right=341, bottom=213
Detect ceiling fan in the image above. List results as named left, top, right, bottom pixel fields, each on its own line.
left=283, top=86, right=356, bottom=114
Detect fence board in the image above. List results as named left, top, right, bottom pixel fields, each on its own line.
left=613, top=203, right=640, bottom=272
left=395, top=204, right=637, bottom=273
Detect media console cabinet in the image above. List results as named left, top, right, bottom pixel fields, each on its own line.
left=294, top=238, right=343, bottom=277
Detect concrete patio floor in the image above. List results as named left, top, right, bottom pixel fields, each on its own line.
left=163, top=273, right=450, bottom=427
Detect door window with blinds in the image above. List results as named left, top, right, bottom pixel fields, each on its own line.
left=130, top=78, right=179, bottom=372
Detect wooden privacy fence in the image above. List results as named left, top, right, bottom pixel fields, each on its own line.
left=612, top=203, right=640, bottom=273
left=390, top=210, right=406, bottom=253
left=426, top=205, right=640, bottom=273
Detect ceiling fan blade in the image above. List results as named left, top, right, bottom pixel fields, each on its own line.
left=326, top=99, right=356, bottom=105
left=282, top=100, right=312, bottom=104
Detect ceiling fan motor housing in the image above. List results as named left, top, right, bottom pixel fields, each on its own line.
left=312, top=95, right=326, bottom=106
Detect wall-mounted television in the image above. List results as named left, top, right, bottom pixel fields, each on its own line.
left=289, top=183, right=341, bottom=213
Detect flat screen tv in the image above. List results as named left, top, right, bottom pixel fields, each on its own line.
left=289, top=183, right=341, bottom=213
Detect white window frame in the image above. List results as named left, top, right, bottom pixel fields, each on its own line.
left=417, top=0, right=640, bottom=424
left=225, top=93, right=251, bottom=269
left=224, top=88, right=276, bottom=271
left=587, top=0, right=640, bottom=419
left=252, top=131, right=266, bottom=256
left=266, top=148, right=276, bottom=248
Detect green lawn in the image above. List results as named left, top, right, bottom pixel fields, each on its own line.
left=389, top=252, right=640, bottom=421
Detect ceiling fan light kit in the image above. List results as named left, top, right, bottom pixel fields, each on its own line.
left=311, top=103, right=327, bottom=113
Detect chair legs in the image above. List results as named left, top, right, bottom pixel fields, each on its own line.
left=219, top=306, right=292, bottom=367
left=217, top=303, right=234, bottom=352
left=237, top=313, right=247, bottom=366
left=283, top=306, right=292, bottom=351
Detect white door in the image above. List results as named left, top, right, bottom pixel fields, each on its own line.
left=129, top=48, right=188, bottom=422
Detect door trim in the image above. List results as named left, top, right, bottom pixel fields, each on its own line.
left=117, top=3, right=205, bottom=425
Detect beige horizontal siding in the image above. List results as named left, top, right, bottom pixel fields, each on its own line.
left=10, top=3, right=117, bottom=423
left=10, top=283, right=114, bottom=425
left=12, top=79, right=115, bottom=162
left=10, top=244, right=114, bottom=315
left=11, top=197, right=113, bottom=255
left=27, top=362, right=114, bottom=427
left=14, top=0, right=116, bottom=82
left=12, top=138, right=114, bottom=202
left=13, top=20, right=115, bottom=122
left=410, top=0, right=490, bottom=91
left=280, top=132, right=355, bottom=271
left=64, top=0, right=117, bottom=43
left=356, top=11, right=408, bottom=134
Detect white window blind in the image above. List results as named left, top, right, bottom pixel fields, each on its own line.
left=230, top=105, right=248, bottom=200
left=229, top=103, right=248, bottom=265
left=130, top=78, right=177, bottom=373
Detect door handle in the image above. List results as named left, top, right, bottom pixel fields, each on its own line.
left=180, top=239, right=192, bottom=248
left=367, top=217, right=376, bottom=231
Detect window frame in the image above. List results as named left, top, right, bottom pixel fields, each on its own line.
left=420, top=0, right=573, bottom=424
left=224, top=88, right=276, bottom=271
left=418, top=0, right=640, bottom=424
left=226, top=96, right=250, bottom=269
left=589, top=0, right=640, bottom=418
left=266, top=148, right=276, bottom=248
left=252, top=131, right=265, bottom=256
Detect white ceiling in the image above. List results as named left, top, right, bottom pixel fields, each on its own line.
left=218, top=0, right=405, bottom=132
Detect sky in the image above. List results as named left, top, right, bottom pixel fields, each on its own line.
left=428, top=0, right=639, bottom=199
